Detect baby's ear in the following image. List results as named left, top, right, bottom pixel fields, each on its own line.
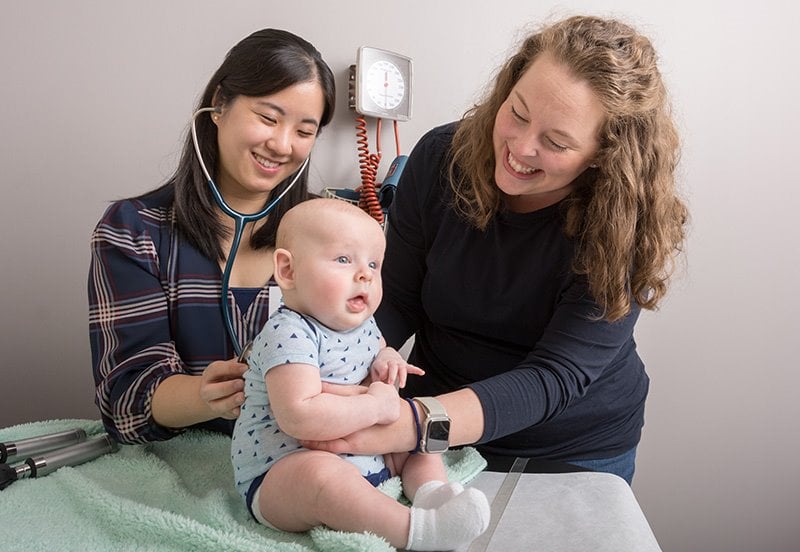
left=273, top=248, right=295, bottom=289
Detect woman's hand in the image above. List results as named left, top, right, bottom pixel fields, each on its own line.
left=366, top=381, right=401, bottom=424
left=199, top=358, right=247, bottom=419
left=152, top=357, right=248, bottom=428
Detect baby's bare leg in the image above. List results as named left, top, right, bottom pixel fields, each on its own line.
left=259, top=450, right=411, bottom=547
left=388, top=451, right=448, bottom=501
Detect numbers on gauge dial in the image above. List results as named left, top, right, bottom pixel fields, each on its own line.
left=366, top=60, right=405, bottom=110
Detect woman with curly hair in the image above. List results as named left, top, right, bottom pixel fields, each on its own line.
left=305, top=15, right=688, bottom=484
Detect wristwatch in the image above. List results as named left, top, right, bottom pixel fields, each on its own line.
left=414, top=397, right=451, bottom=453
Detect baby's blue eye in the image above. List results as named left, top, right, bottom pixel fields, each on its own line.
left=368, top=261, right=378, bottom=270
left=336, top=256, right=350, bottom=264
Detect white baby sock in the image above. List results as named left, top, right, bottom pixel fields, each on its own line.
left=411, top=480, right=465, bottom=509
left=406, top=487, right=491, bottom=551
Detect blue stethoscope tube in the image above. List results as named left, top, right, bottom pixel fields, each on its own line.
left=190, top=107, right=309, bottom=359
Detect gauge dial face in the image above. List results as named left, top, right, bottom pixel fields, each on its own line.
left=365, top=60, right=405, bottom=110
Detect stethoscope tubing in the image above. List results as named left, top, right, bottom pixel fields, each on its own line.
left=190, top=107, right=309, bottom=359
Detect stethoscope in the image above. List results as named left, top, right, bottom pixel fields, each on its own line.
left=190, top=107, right=310, bottom=361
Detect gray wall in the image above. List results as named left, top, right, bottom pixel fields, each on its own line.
left=2, top=1, right=798, bottom=550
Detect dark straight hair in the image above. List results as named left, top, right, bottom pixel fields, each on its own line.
left=147, top=29, right=336, bottom=262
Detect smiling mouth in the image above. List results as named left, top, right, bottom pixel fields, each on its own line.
left=507, top=152, right=540, bottom=175
left=253, top=152, right=280, bottom=169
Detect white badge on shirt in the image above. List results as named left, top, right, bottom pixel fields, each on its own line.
left=268, top=284, right=283, bottom=315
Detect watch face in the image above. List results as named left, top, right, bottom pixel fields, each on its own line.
left=365, top=60, right=405, bottom=110
left=425, top=419, right=451, bottom=453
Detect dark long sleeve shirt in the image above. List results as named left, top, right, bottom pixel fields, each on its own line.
left=375, top=123, right=648, bottom=461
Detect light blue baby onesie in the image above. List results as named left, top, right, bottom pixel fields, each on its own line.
left=232, top=306, right=386, bottom=498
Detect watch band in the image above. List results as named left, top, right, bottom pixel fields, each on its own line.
left=415, top=396, right=448, bottom=419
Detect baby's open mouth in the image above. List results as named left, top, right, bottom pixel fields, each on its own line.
left=347, top=294, right=367, bottom=311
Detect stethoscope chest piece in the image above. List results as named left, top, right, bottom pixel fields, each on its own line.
left=238, top=341, right=253, bottom=363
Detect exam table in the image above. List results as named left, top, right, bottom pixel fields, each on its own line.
left=460, top=454, right=661, bottom=551
left=0, top=419, right=660, bottom=551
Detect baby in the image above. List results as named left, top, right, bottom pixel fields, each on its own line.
left=231, top=198, right=489, bottom=551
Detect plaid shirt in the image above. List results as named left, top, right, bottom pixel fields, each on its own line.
left=88, top=186, right=274, bottom=444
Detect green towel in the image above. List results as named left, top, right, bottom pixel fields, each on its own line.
left=0, top=419, right=486, bottom=551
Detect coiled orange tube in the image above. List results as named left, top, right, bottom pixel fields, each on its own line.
left=355, top=115, right=384, bottom=224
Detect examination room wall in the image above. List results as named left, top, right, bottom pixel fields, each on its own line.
left=1, top=1, right=798, bottom=550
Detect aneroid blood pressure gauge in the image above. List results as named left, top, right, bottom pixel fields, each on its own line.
left=350, top=46, right=412, bottom=121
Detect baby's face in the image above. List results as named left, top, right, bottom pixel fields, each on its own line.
left=290, top=212, right=385, bottom=331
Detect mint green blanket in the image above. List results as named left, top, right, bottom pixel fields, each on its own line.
left=0, top=419, right=486, bottom=551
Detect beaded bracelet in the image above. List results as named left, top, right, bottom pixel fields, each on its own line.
left=403, top=397, right=422, bottom=454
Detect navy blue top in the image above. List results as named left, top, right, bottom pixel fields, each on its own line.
left=375, top=123, right=648, bottom=461
left=232, top=288, right=262, bottom=315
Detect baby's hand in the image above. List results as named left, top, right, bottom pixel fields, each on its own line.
left=370, top=347, right=425, bottom=389
left=366, top=381, right=401, bottom=424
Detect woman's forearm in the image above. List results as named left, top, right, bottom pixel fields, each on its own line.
left=436, top=388, right=484, bottom=447
left=340, top=387, right=485, bottom=452
left=151, top=374, right=214, bottom=429
left=300, top=387, right=485, bottom=455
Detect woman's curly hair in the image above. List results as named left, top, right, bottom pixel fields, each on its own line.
left=448, top=15, right=688, bottom=321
